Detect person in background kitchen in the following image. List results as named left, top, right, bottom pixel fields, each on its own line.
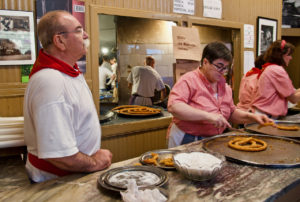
left=236, top=53, right=265, bottom=111
left=167, top=41, right=272, bottom=148
left=127, top=56, right=166, bottom=106
left=23, top=10, right=112, bottom=183
left=99, top=55, right=115, bottom=94
left=250, top=40, right=300, bottom=119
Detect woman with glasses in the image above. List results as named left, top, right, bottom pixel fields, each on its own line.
left=251, top=40, right=300, bottom=119
left=167, top=41, right=271, bottom=148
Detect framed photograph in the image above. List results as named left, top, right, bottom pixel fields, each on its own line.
left=0, top=10, right=36, bottom=65
left=256, top=16, right=277, bottom=56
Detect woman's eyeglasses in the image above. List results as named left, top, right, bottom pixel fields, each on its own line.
left=212, top=63, right=229, bottom=73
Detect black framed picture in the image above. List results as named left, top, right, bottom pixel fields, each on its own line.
left=256, top=17, right=277, bottom=56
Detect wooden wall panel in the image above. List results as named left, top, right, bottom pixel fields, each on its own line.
left=101, top=128, right=167, bottom=163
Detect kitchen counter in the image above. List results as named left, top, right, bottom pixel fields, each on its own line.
left=1, top=133, right=300, bottom=202
left=100, top=109, right=172, bottom=162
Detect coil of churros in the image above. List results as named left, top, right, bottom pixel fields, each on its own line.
left=111, top=105, right=161, bottom=116
left=228, top=137, right=267, bottom=152
left=259, top=122, right=299, bottom=131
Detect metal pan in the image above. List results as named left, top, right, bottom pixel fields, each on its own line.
left=97, top=169, right=169, bottom=199
left=245, top=122, right=300, bottom=138
left=202, top=134, right=300, bottom=168
left=100, top=111, right=115, bottom=123
left=140, top=149, right=180, bottom=170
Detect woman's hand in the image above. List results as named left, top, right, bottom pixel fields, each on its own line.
left=208, top=113, right=232, bottom=128
left=247, top=113, right=273, bottom=125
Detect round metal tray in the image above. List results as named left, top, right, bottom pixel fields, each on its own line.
left=98, top=166, right=168, bottom=191
left=202, top=134, right=300, bottom=168
left=245, top=122, right=300, bottom=138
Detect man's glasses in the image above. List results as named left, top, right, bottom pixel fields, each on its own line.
left=211, top=63, right=229, bottom=73
left=57, top=28, right=84, bottom=35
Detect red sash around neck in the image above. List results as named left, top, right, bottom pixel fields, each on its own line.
left=257, top=63, right=275, bottom=79
left=245, top=67, right=261, bottom=77
left=29, top=49, right=81, bottom=78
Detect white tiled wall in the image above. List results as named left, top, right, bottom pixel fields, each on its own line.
left=119, top=43, right=175, bottom=78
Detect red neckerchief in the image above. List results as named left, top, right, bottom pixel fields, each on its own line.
left=245, top=67, right=261, bottom=77
left=257, top=63, right=275, bottom=79
left=29, top=49, right=81, bottom=78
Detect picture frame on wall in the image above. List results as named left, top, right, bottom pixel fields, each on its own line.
left=0, top=10, right=36, bottom=65
left=256, top=16, right=277, bottom=56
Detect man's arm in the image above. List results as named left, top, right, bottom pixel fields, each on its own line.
left=160, top=88, right=166, bottom=101
left=128, top=82, right=132, bottom=90
left=46, top=149, right=112, bottom=173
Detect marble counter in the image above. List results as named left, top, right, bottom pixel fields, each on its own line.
left=0, top=137, right=300, bottom=202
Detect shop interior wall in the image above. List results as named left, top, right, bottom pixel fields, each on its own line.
left=0, top=0, right=282, bottom=117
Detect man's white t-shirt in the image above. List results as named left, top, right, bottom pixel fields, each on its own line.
left=127, top=65, right=165, bottom=97
left=99, top=66, right=113, bottom=90
left=24, top=69, right=100, bottom=182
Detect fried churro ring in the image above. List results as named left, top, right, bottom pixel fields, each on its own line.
left=118, top=106, right=161, bottom=115
left=143, top=153, right=159, bottom=165
left=228, top=137, right=267, bottom=152
left=276, top=125, right=299, bottom=131
left=259, top=122, right=299, bottom=131
left=111, top=105, right=141, bottom=111
left=159, top=158, right=174, bottom=167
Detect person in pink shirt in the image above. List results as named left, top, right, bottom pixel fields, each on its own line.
left=237, top=54, right=265, bottom=111
left=251, top=40, right=300, bottom=118
left=167, top=42, right=271, bottom=148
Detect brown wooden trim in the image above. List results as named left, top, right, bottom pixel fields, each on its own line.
left=282, top=28, right=300, bottom=37
left=101, top=116, right=172, bottom=138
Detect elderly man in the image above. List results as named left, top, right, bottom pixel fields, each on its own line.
left=23, top=10, right=112, bottom=183
left=127, top=56, right=166, bottom=106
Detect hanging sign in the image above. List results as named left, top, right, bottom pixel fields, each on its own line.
left=172, top=26, right=201, bottom=61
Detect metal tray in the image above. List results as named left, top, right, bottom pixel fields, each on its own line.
left=100, top=111, right=114, bottom=123
left=97, top=169, right=169, bottom=198
left=140, top=149, right=180, bottom=170
left=102, top=166, right=168, bottom=190
left=117, top=111, right=162, bottom=117
left=202, top=134, right=300, bottom=168
left=245, top=122, right=300, bottom=138
left=113, top=105, right=163, bottom=117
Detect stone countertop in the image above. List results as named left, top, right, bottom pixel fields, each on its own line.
left=1, top=137, right=300, bottom=202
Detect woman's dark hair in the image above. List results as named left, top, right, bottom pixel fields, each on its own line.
left=263, top=40, right=295, bottom=67
left=255, top=54, right=265, bottom=69
left=200, top=41, right=232, bottom=65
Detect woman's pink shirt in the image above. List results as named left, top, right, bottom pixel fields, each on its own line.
left=168, top=69, right=235, bottom=136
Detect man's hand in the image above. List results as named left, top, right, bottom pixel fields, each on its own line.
left=91, top=149, right=113, bottom=171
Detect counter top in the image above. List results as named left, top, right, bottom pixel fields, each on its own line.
left=101, top=109, right=172, bottom=138
left=1, top=134, right=300, bottom=202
